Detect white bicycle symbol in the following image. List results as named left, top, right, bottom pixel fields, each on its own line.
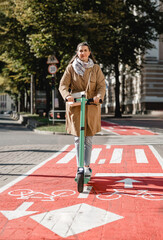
left=8, top=189, right=76, bottom=201
left=96, top=189, right=163, bottom=201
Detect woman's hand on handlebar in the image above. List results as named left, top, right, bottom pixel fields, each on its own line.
left=66, top=95, right=74, bottom=102
left=93, top=96, right=100, bottom=104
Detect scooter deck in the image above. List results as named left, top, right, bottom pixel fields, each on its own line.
left=84, top=176, right=91, bottom=184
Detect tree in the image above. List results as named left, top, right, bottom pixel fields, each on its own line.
left=78, top=0, right=163, bottom=117
left=0, top=0, right=163, bottom=117
left=0, top=0, right=51, bottom=112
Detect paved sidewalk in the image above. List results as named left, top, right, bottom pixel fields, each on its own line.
left=0, top=144, right=64, bottom=188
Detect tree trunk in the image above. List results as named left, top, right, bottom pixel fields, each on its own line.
left=114, top=62, right=122, bottom=118
left=121, top=73, right=125, bottom=114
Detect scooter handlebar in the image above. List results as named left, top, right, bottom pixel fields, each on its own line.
left=65, top=97, right=102, bottom=104
left=87, top=98, right=102, bottom=104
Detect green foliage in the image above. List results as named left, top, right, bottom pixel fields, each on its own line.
left=0, top=0, right=163, bottom=115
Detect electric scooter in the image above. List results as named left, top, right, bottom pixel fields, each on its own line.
left=74, top=94, right=102, bottom=193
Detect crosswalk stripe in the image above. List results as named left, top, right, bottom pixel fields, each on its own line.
left=135, top=149, right=148, bottom=163
left=149, top=145, right=163, bottom=169
left=106, top=145, right=111, bottom=149
left=91, top=148, right=102, bottom=163
left=55, top=146, right=158, bottom=166
left=98, top=159, right=106, bottom=164
left=110, top=148, right=123, bottom=163
left=133, top=132, right=141, bottom=135
left=56, top=148, right=76, bottom=164
left=102, top=128, right=120, bottom=135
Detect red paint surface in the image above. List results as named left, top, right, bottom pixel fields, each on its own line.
left=101, top=120, right=158, bottom=135
left=0, top=145, right=162, bottom=240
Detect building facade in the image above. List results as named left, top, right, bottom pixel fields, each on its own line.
left=140, top=35, right=163, bottom=112
left=0, top=93, right=14, bottom=113
left=106, top=1, right=163, bottom=115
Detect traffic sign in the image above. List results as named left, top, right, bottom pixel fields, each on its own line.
left=48, top=64, right=57, bottom=74
left=47, top=55, right=59, bottom=64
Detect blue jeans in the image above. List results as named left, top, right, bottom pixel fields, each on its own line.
left=74, top=136, right=93, bottom=167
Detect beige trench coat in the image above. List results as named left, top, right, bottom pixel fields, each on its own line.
left=59, top=63, right=106, bottom=136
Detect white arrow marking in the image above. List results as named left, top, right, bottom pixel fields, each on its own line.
left=116, top=178, right=141, bottom=188
left=0, top=202, right=38, bottom=220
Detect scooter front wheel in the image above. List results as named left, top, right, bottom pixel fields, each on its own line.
left=77, top=173, right=84, bottom=193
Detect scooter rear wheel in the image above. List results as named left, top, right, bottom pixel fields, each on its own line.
left=77, top=173, right=84, bottom=193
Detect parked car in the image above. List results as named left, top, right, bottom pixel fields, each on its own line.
left=4, top=110, right=13, bottom=115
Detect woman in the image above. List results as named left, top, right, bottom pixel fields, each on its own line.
left=59, top=42, right=106, bottom=177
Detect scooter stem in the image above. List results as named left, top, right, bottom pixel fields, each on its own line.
left=79, top=95, right=86, bottom=168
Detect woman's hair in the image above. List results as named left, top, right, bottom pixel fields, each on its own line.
left=69, top=42, right=97, bottom=64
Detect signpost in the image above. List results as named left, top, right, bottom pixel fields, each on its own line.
left=47, top=55, right=59, bottom=124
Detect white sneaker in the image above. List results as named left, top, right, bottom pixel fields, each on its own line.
left=75, top=167, right=84, bottom=179
left=84, top=167, right=92, bottom=177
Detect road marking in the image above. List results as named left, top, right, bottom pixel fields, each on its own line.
left=0, top=145, right=70, bottom=194
left=133, top=132, right=141, bottom=135
left=101, top=127, right=120, bottom=135
left=8, top=189, right=76, bottom=201
left=106, top=145, right=111, bottom=149
left=78, top=186, right=92, bottom=198
left=56, top=148, right=76, bottom=163
left=149, top=145, right=163, bottom=169
left=0, top=202, right=37, bottom=220
left=98, top=159, right=106, bottom=164
left=95, top=173, right=163, bottom=177
left=96, top=189, right=163, bottom=201
left=101, top=121, right=158, bottom=135
left=116, top=178, right=141, bottom=188
left=91, top=148, right=102, bottom=163
left=135, top=149, right=148, bottom=163
left=110, top=148, right=123, bottom=163
left=30, top=203, right=124, bottom=238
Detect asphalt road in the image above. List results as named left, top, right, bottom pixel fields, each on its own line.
left=0, top=113, right=163, bottom=188
left=0, top=114, right=163, bottom=146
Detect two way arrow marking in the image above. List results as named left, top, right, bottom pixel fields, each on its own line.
left=116, top=178, right=141, bottom=188
left=0, top=202, right=38, bottom=220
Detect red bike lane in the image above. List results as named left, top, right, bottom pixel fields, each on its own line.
left=0, top=145, right=163, bottom=240
left=101, top=120, right=159, bottom=135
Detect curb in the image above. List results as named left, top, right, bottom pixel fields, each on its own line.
left=33, top=129, right=109, bottom=136
left=33, top=129, right=68, bottom=135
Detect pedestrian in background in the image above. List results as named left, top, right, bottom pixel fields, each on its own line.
left=59, top=42, right=106, bottom=177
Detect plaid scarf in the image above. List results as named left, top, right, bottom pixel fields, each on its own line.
left=72, top=57, right=94, bottom=76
